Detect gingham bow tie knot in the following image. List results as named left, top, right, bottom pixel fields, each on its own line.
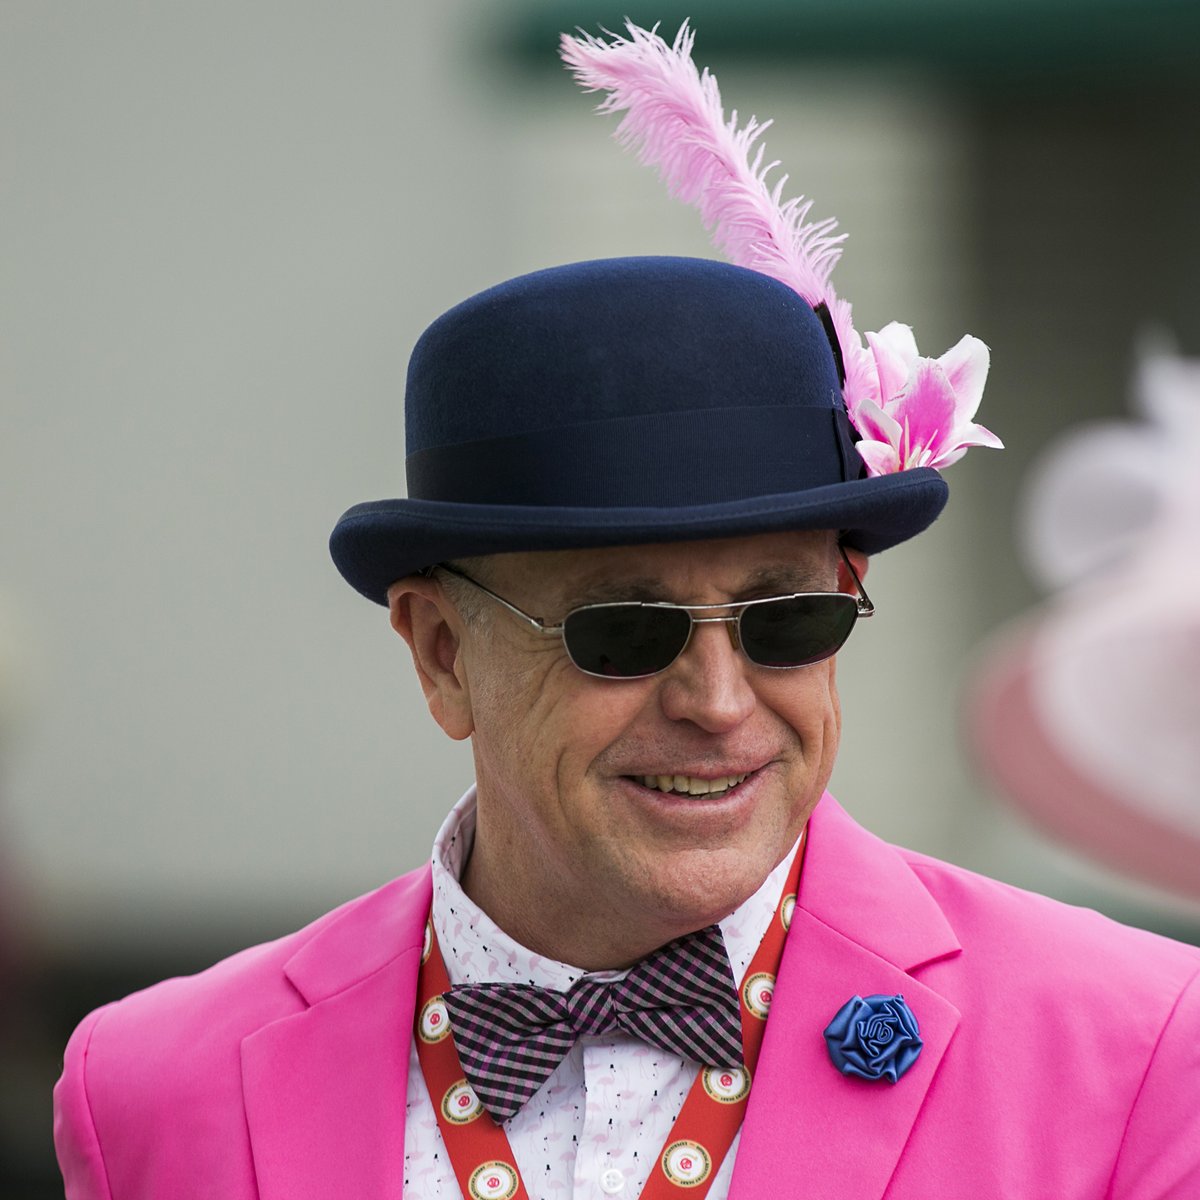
left=442, top=924, right=744, bottom=1122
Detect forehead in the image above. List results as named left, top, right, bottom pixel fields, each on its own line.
left=479, top=530, right=838, bottom=606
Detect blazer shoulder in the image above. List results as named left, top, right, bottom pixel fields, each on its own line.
left=55, top=865, right=432, bottom=1139
left=898, top=844, right=1200, bottom=1000
left=885, top=846, right=1200, bottom=1193
left=55, top=865, right=432, bottom=1196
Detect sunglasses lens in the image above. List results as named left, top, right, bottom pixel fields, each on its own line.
left=563, top=605, right=693, bottom=678
left=739, top=595, right=858, bottom=667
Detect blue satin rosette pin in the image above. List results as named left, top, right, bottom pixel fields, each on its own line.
left=824, top=994, right=923, bottom=1083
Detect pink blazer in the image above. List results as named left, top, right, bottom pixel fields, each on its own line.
left=55, top=796, right=1200, bottom=1198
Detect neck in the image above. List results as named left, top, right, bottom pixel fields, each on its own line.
left=460, top=851, right=704, bottom=971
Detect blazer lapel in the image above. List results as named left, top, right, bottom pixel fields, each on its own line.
left=730, top=797, right=963, bottom=1200
left=241, top=866, right=433, bottom=1200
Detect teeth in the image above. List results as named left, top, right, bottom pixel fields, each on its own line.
left=638, top=773, right=750, bottom=797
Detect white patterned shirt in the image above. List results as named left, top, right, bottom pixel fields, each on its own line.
left=403, top=788, right=802, bottom=1199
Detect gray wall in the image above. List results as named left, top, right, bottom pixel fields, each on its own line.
left=4, top=3, right=1199, bottom=964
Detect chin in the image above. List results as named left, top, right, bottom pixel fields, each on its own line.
left=643, top=858, right=769, bottom=933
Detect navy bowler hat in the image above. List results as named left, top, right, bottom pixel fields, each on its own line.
left=330, top=257, right=948, bottom=604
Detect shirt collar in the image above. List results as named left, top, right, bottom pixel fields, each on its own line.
left=430, top=785, right=802, bottom=991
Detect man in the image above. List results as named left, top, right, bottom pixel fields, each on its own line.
left=54, top=256, right=1200, bottom=1197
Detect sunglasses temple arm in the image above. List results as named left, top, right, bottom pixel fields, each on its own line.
left=839, top=546, right=875, bottom=617
left=432, top=563, right=561, bottom=634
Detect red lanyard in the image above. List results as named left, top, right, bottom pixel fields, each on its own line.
left=415, top=838, right=804, bottom=1200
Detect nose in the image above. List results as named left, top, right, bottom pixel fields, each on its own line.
left=657, top=615, right=757, bottom=732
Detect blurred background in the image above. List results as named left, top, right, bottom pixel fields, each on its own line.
left=3, top=1, right=1199, bottom=1192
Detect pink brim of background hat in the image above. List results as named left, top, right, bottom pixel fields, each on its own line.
left=967, top=617, right=1200, bottom=902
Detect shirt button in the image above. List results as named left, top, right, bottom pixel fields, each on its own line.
left=600, top=1167, right=625, bottom=1194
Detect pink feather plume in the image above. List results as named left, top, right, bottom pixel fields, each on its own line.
left=560, top=20, right=874, bottom=413
left=561, top=19, right=1001, bottom=475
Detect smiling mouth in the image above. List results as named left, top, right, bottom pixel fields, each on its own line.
left=629, top=772, right=752, bottom=797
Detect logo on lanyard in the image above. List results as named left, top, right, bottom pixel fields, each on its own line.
left=442, top=1080, right=484, bottom=1125
left=742, top=972, right=776, bottom=1020
left=419, top=995, right=452, bottom=1043
left=468, top=1161, right=520, bottom=1200
left=701, top=1066, right=751, bottom=1104
left=662, top=1139, right=713, bottom=1187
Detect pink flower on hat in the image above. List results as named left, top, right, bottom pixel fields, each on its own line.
left=851, top=323, right=1003, bottom=476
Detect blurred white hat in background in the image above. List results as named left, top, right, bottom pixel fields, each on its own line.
left=968, top=337, right=1200, bottom=899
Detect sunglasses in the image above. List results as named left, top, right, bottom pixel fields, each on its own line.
left=433, top=553, right=873, bottom=680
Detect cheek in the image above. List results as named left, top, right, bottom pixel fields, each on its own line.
left=462, top=631, right=560, bottom=733
left=765, top=667, right=843, bottom=784
left=469, top=656, right=637, bottom=788
left=770, top=661, right=839, bottom=732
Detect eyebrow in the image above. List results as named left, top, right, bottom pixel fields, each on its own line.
left=740, top=565, right=832, bottom=595
left=561, top=577, right=667, bottom=608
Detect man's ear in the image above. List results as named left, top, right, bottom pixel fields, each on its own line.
left=837, top=545, right=869, bottom=594
left=387, top=574, right=474, bottom=741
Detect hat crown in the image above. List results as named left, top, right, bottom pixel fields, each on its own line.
left=404, top=257, right=842, bottom=459
left=329, top=256, right=948, bottom=605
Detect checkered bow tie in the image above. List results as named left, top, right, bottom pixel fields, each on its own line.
left=442, top=924, right=744, bottom=1123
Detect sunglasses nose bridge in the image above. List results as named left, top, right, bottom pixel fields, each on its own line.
left=687, top=612, right=743, bottom=655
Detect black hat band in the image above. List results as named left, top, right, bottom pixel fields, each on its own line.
left=406, top=404, right=865, bottom=510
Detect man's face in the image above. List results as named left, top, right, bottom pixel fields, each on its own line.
left=416, top=529, right=853, bottom=966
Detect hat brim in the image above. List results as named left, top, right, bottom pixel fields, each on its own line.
left=330, top=467, right=948, bottom=605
